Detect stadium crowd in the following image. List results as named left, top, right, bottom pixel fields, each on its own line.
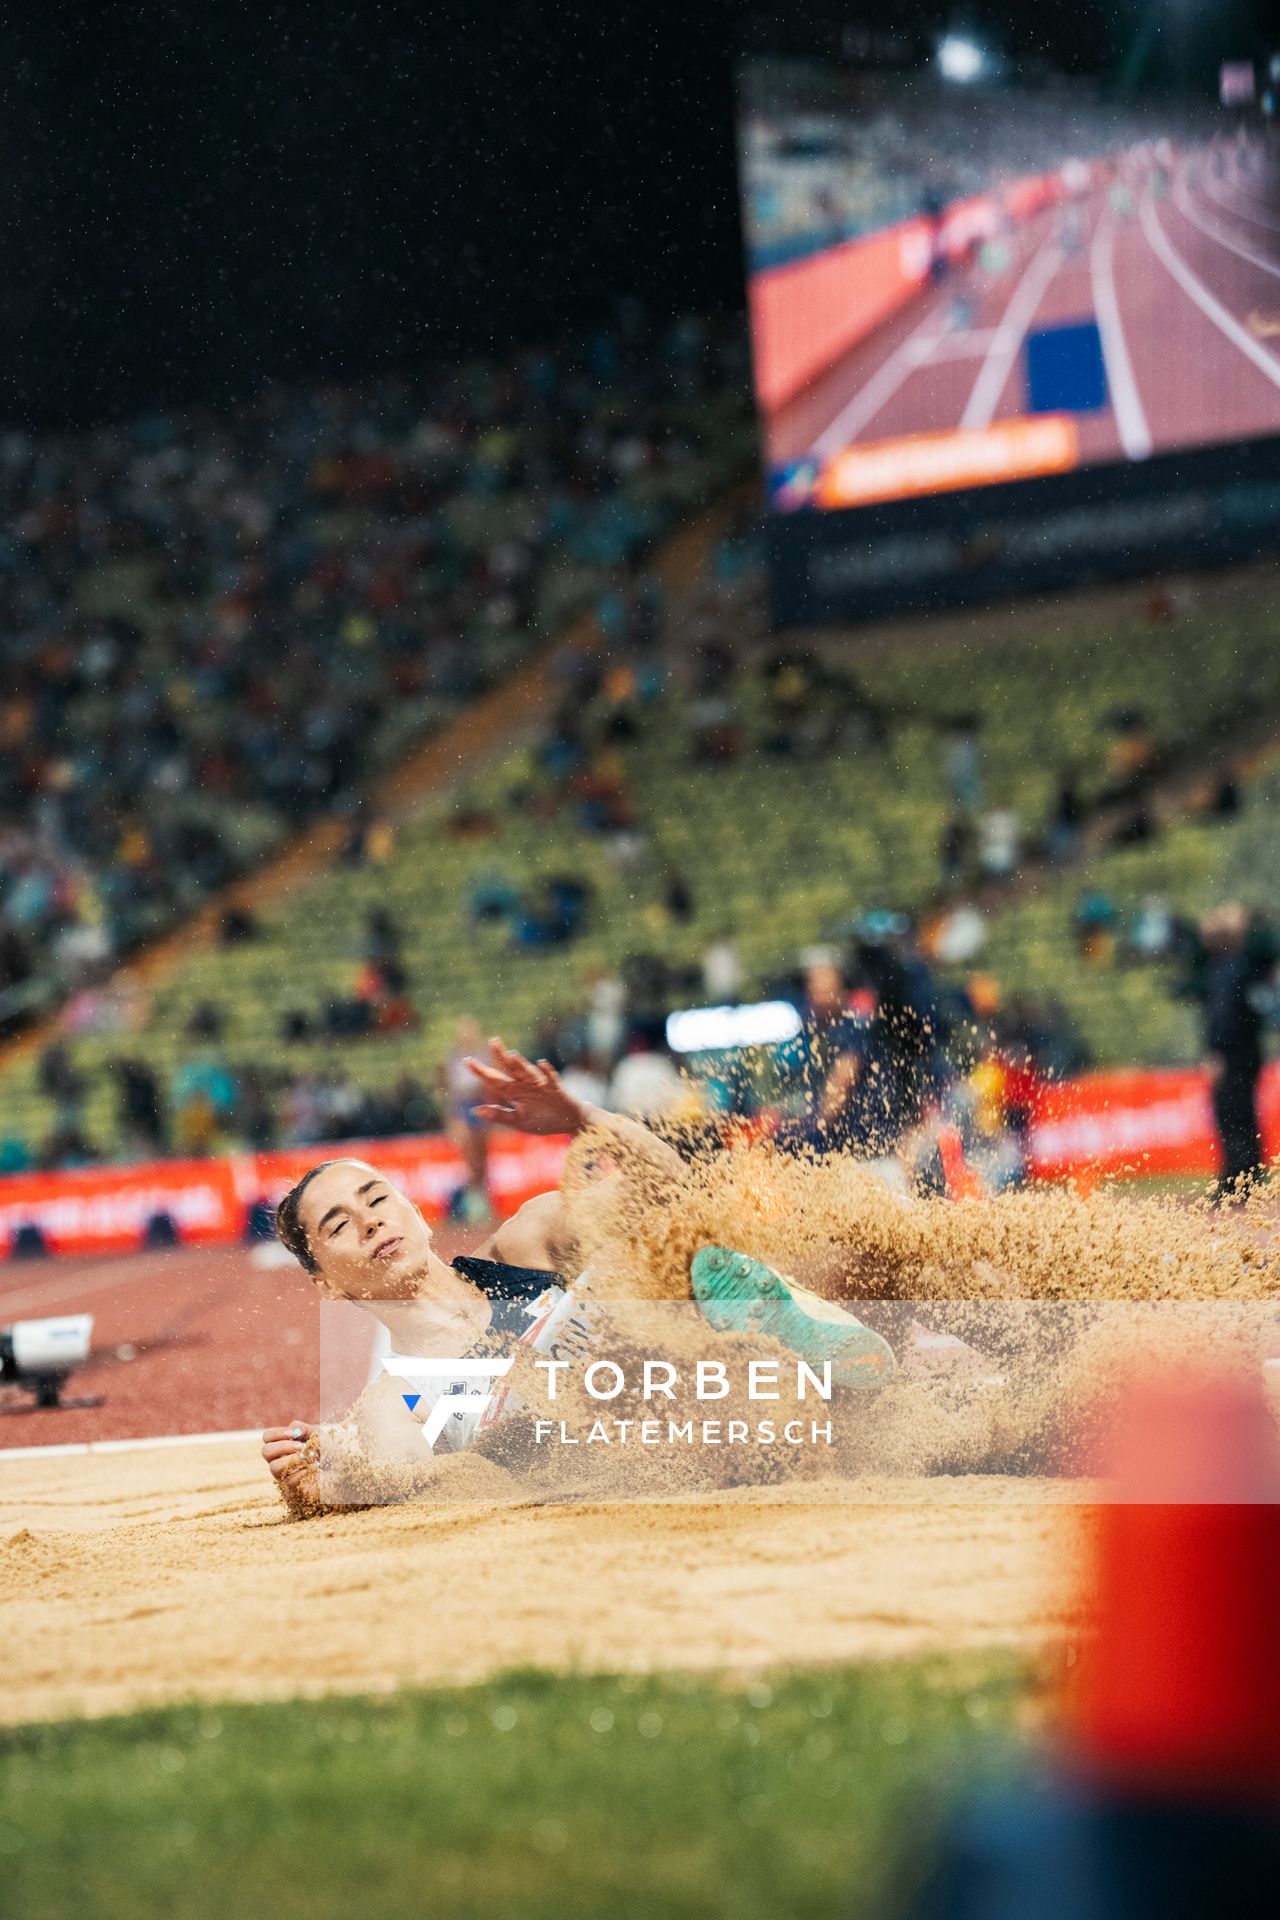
left=6, top=511, right=1279, bottom=1193
left=0, top=310, right=749, bottom=1035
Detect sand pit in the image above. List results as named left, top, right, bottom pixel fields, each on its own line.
left=0, top=1439, right=1080, bottom=1726
left=7, top=1162, right=1274, bottom=1729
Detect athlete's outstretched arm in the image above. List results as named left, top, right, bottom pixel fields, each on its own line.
left=465, top=1037, right=686, bottom=1180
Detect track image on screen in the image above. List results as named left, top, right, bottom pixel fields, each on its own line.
left=740, top=59, right=1280, bottom=518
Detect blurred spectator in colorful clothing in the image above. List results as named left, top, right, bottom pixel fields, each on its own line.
left=608, top=1021, right=685, bottom=1119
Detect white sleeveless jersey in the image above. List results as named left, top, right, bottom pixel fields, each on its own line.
left=382, top=1283, right=590, bottom=1454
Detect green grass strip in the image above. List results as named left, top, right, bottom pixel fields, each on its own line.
left=0, top=1656, right=1025, bottom=1920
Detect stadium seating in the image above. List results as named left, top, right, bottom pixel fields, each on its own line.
left=966, top=753, right=1280, bottom=1066
left=2, top=549, right=1277, bottom=1160
left=0, top=315, right=753, bottom=1040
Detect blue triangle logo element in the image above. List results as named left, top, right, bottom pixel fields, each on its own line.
left=402, top=1393, right=421, bottom=1412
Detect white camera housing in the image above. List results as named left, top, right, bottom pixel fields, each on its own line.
left=7, top=1314, right=94, bottom=1374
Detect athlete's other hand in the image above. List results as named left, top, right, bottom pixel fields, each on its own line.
left=465, top=1038, right=586, bottom=1136
left=262, top=1422, right=321, bottom=1513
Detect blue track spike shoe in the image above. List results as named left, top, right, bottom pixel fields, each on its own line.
left=690, top=1247, right=896, bottom=1390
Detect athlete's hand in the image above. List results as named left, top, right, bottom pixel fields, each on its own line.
left=465, top=1038, right=586, bottom=1136
left=262, top=1422, right=321, bottom=1513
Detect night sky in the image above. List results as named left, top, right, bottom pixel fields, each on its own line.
left=2, top=0, right=1273, bottom=426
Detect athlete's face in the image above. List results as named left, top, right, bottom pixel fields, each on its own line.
left=299, top=1161, right=435, bottom=1300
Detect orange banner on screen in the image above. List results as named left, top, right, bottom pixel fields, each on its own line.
left=817, top=416, right=1080, bottom=509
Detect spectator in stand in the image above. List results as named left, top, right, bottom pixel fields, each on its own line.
left=234, top=1065, right=279, bottom=1151
left=0, top=925, right=36, bottom=1036
left=37, top=1042, right=88, bottom=1139
left=363, top=906, right=404, bottom=971
left=115, top=1058, right=167, bottom=1157
left=702, top=932, right=743, bottom=1005
left=354, top=957, right=419, bottom=1034
left=441, top=1017, right=493, bottom=1223
left=938, top=814, right=975, bottom=892
left=1200, top=904, right=1271, bottom=1202
left=925, top=897, right=987, bottom=967
left=219, top=905, right=261, bottom=945
left=1046, top=769, right=1085, bottom=862
left=584, top=965, right=627, bottom=1063
left=978, top=807, right=1020, bottom=880
left=761, top=645, right=819, bottom=756
left=558, top=1048, right=612, bottom=1112
left=1076, top=891, right=1119, bottom=965
left=342, top=818, right=396, bottom=868
left=61, top=966, right=150, bottom=1037
left=686, top=632, right=743, bottom=765
left=186, top=1002, right=225, bottom=1042
left=467, top=867, right=521, bottom=927
left=170, top=1052, right=237, bottom=1154
left=662, top=866, right=695, bottom=925
left=1128, top=895, right=1176, bottom=962
left=39, top=1121, right=99, bottom=1171
left=1101, top=706, right=1154, bottom=799
left=608, top=1020, right=685, bottom=1119
left=941, top=714, right=983, bottom=813
left=512, top=873, right=592, bottom=951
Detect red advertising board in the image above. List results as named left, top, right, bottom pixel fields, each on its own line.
left=0, top=1156, right=242, bottom=1258
left=1027, top=1062, right=1280, bottom=1181
left=0, top=1131, right=571, bottom=1259
left=0, top=1066, right=1275, bottom=1260
left=749, top=216, right=933, bottom=412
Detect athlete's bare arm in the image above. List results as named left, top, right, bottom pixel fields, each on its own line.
left=479, top=1189, right=577, bottom=1272
left=465, top=1038, right=686, bottom=1268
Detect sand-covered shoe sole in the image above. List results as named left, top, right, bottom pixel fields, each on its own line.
left=690, top=1247, right=896, bottom=1390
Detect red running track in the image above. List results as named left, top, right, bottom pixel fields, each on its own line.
left=767, top=141, right=1280, bottom=479
left=0, top=1226, right=486, bottom=1449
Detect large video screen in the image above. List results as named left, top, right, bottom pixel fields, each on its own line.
left=739, top=49, right=1280, bottom=619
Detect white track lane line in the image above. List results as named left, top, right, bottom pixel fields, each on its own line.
left=1173, top=167, right=1280, bottom=280
left=961, top=234, right=1063, bottom=430
left=1090, top=209, right=1152, bottom=459
left=0, top=1427, right=262, bottom=1461
left=809, top=296, right=954, bottom=462
left=1200, top=163, right=1280, bottom=237
left=915, top=329, right=996, bottom=362
left=1139, top=187, right=1280, bottom=393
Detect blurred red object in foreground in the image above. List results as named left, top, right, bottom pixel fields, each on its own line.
left=902, top=1369, right=1280, bottom=1920
left=1069, top=1371, right=1280, bottom=1794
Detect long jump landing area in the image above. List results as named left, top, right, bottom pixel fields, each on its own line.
left=0, top=1235, right=1087, bottom=1727
left=0, top=1436, right=1078, bottom=1727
